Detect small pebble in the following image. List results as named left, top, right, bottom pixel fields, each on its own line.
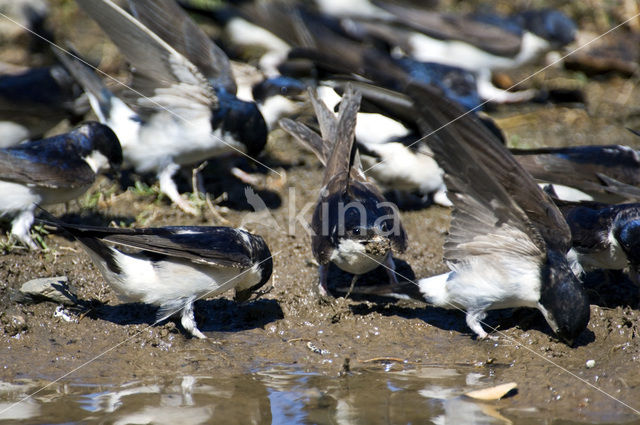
left=1, top=311, right=27, bottom=336
left=306, top=341, right=330, bottom=355
left=586, top=360, right=596, bottom=368
left=16, top=276, right=77, bottom=306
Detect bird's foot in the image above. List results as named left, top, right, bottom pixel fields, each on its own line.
left=478, top=333, right=499, bottom=342
left=180, top=303, right=207, bottom=339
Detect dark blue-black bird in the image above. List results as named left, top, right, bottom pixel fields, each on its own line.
left=512, top=144, right=640, bottom=203
left=408, top=82, right=589, bottom=344
left=251, top=76, right=307, bottom=129
left=550, top=197, right=640, bottom=284
left=60, top=0, right=267, bottom=214
left=280, top=86, right=407, bottom=297
left=0, top=65, right=88, bottom=146
left=37, top=215, right=273, bottom=339
left=0, top=121, right=122, bottom=248
left=335, top=3, right=576, bottom=103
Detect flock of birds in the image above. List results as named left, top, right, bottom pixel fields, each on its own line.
left=1, top=0, right=638, bottom=345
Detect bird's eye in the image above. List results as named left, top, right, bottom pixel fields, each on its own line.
left=352, top=228, right=360, bottom=235
left=281, top=87, right=288, bottom=95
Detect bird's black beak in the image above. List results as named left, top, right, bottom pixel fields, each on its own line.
left=234, top=289, right=252, bottom=303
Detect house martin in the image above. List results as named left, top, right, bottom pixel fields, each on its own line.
left=338, top=4, right=576, bottom=103
left=0, top=64, right=88, bottom=146
left=409, top=82, right=589, bottom=344
left=551, top=196, right=640, bottom=283
left=38, top=215, right=273, bottom=339
left=61, top=0, right=267, bottom=214
left=280, top=86, right=407, bottom=297
left=0, top=122, right=122, bottom=248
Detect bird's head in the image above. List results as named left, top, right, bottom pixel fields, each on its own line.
left=74, top=121, right=123, bottom=173
left=234, top=233, right=273, bottom=303
left=537, top=250, right=590, bottom=345
left=516, top=9, right=576, bottom=47
left=212, top=89, right=268, bottom=159
left=252, top=76, right=307, bottom=104
left=614, top=209, right=640, bottom=285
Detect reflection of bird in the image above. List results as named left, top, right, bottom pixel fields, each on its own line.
left=0, top=65, right=88, bottom=147
left=281, top=86, right=407, bottom=297
left=39, top=216, right=273, bottom=339
left=512, top=145, right=640, bottom=203
left=551, top=197, right=640, bottom=284
left=0, top=122, right=121, bottom=248
left=61, top=0, right=267, bottom=214
left=410, top=82, right=589, bottom=344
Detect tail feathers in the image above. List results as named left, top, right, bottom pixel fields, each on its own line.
left=280, top=85, right=361, bottom=184
left=35, top=209, right=123, bottom=275
left=417, top=272, right=451, bottom=306
left=279, top=118, right=328, bottom=165
left=322, top=86, right=362, bottom=188
left=308, top=87, right=338, bottom=143
left=53, top=47, right=113, bottom=122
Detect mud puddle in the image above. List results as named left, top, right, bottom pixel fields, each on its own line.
left=0, top=364, right=608, bottom=425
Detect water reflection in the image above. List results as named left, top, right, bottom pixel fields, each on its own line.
left=0, top=366, right=516, bottom=424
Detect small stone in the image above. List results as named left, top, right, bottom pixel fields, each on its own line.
left=1, top=311, right=27, bottom=336
left=586, top=359, right=596, bottom=369
left=16, top=276, right=77, bottom=306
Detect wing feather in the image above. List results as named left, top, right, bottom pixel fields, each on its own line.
left=128, top=0, right=236, bottom=94
left=0, top=140, right=94, bottom=189
left=76, top=0, right=216, bottom=113
left=408, top=82, right=571, bottom=253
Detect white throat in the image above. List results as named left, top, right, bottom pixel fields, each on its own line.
left=83, top=150, right=110, bottom=173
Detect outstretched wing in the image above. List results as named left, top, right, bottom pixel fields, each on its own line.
left=408, top=82, right=571, bottom=254
left=76, top=0, right=216, bottom=114
left=128, top=0, right=236, bottom=94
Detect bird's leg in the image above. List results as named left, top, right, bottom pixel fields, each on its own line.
left=384, top=252, right=399, bottom=285
left=158, top=163, right=199, bottom=215
left=431, top=186, right=452, bottom=208
left=180, top=302, right=206, bottom=339
left=466, top=309, right=496, bottom=340
left=11, top=208, right=37, bottom=249
left=344, top=274, right=359, bottom=299
left=317, top=264, right=330, bottom=297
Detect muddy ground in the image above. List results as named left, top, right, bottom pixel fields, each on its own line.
left=2, top=1, right=640, bottom=423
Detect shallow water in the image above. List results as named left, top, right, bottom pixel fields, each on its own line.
left=0, top=366, right=531, bottom=425
left=1, top=365, right=636, bottom=425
